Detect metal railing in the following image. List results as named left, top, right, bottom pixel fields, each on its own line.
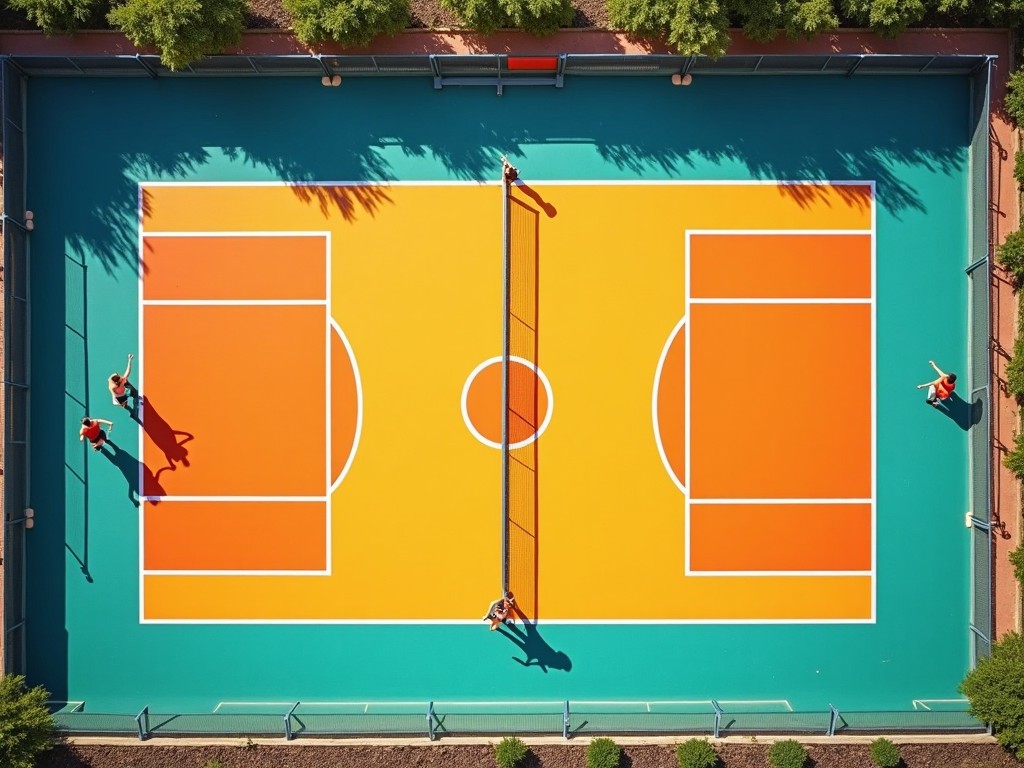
left=51, top=700, right=987, bottom=740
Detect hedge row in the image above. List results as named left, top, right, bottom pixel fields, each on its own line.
left=5, top=0, right=1024, bottom=71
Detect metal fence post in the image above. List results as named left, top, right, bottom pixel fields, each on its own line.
left=135, top=706, right=149, bottom=740
left=562, top=700, right=570, bottom=739
left=427, top=701, right=436, bottom=741
left=827, top=704, right=839, bottom=736
left=711, top=700, right=722, bottom=738
left=284, top=702, right=299, bottom=740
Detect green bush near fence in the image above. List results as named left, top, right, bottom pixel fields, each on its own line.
left=284, top=0, right=410, bottom=46
left=1005, top=334, right=1024, bottom=401
left=869, top=737, right=902, bottom=768
left=1010, top=542, right=1024, bottom=586
left=438, top=0, right=573, bottom=36
left=1003, top=432, right=1024, bottom=479
left=0, top=675, right=55, bottom=768
left=1005, top=69, right=1024, bottom=127
left=495, top=736, right=529, bottom=768
left=768, top=739, right=809, bottom=768
left=997, top=229, right=1024, bottom=286
left=587, top=737, right=622, bottom=768
left=107, top=0, right=246, bottom=71
left=676, top=737, right=719, bottom=768
left=960, top=631, right=1024, bottom=759
left=6, top=0, right=99, bottom=34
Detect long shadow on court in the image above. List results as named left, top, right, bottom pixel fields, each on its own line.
left=931, top=391, right=984, bottom=432
left=497, top=613, right=572, bottom=674
left=132, top=395, right=194, bottom=472
left=100, top=439, right=166, bottom=508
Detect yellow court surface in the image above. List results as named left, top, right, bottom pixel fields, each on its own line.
left=139, top=181, right=874, bottom=623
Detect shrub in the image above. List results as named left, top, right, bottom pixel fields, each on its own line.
left=1015, top=150, right=1024, bottom=187
left=494, top=736, right=529, bottom=768
left=587, top=737, right=622, bottom=768
left=767, top=739, right=808, bottom=768
left=6, top=0, right=99, bottom=34
left=285, top=0, right=409, bottom=46
left=1006, top=68, right=1024, bottom=128
left=1010, top=542, right=1024, bottom=586
left=676, top=737, right=719, bottom=768
left=438, top=0, right=572, bottom=35
left=869, top=737, right=901, bottom=768
left=107, top=0, right=246, bottom=71
left=1006, top=335, right=1024, bottom=400
left=997, top=229, right=1024, bottom=285
left=0, top=675, right=55, bottom=768
left=1003, top=432, right=1024, bottom=478
left=839, top=0, right=925, bottom=38
left=960, top=631, right=1024, bottom=758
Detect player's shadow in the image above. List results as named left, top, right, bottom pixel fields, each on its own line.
left=100, top=439, right=166, bottom=508
left=932, top=392, right=984, bottom=432
left=496, top=610, right=572, bottom=674
left=132, top=395, right=194, bottom=470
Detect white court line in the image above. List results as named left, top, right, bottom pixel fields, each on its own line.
left=141, top=495, right=328, bottom=503
left=682, top=224, right=876, bottom=594
left=870, top=183, right=878, bottom=623
left=140, top=179, right=876, bottom=189
left=461, top=355, right=554, bottom=450
left=689, top=298, right=871, bottom=305
left=142, top=299, right=327, bottom=306
left=329, top=318, right=363, bottom=494
left=652, top=315, right=687, bottom=496
left=140, top=617, right=877, bottom=625
left=911, top=699, right=968, bottom=711
left=137, top=228, right=336, bottom=594
left=690, top=498, right=872, bottom=505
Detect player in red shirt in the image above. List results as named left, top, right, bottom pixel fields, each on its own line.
left=917, top=360, right=957, bottom=408
left=79, top=417, right=114, bottom=451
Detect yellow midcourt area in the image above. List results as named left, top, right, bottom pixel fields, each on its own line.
left=139, top=181, right=874, bottom=623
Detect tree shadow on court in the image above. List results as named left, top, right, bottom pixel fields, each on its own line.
left=100, top=439, right=167, bottom=508
left=931, top=391, right=984, bottom=432
left=132, top=395, right=194, bottom=471
left=497, top=615, right=572, bottom=673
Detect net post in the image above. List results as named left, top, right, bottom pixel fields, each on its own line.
left=500, top=159, right=512, bottom=594
left=284, top=701, right=299, bottom=740
left=827, top=704, right=839, bottom=736
left=427, top=701, right=436, bottom=741
left=711, top=699, right=722, bottom=738
left=562, top=700, right=570, bottom=739
left=135, top=705, right=150, bottom=740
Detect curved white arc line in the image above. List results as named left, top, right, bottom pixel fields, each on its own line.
left=652, top=316, right=687, bottom=495
left=461, top=355, right=554, bottom=450
left=330, top=318, right=363, bottom=494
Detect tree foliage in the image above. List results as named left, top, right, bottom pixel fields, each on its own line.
left=1010, top=542, right=1024, bottom=586
left=285, top=0, right=409, bottom=45
left=587, top=737, right=622, bottom=768
left=868, top=737, right=902, bottom=768
left=107, top=0, right=246, bottom=70
left=960, top=632, right=1024, bottom=759
left=439, top=0, right=572, bottom=35
left=6, top=0, right=100, bottom=34
left=768, top=740, right=808, bottom=768
left=494, top=736, right=529, bottom=768
left=0, top=675, right=55, bottom=768
left=676, top=738, right=719, bottom=768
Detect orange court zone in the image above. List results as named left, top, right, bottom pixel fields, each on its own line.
left=137, top=180, right=875, bottom=624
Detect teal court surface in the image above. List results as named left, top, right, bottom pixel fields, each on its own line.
left=5, top=61, right=991, bottom=724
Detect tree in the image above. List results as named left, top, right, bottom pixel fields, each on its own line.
left=7, top=0, right=100, bottom=35
left=960, top=632, right=1024, bottom=759
left=439, top=0, right=571, bottom=36
left=666, top=0, right=731, bottom=57
left=107, top=0, right=247, bottom=71
left=0, top=675, right=55, bottom=768
left=286, top=0, right=409, bottom=46
left=607, top=0, right=674, bottom=40
left=840, top=0, right=925, bottom=38
left=735, top=0, right=839, bottom=44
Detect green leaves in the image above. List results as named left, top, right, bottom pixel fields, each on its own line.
left=286, top=0, right=409, bottom=45
left=7, top=0, right=99, bottom=35
left=0, top=675, right=54, bottom=768
left=439, top=0, right=572, bottom=36
left=960, top=632, right=1024, bottom=759
left=107, top=0, right=246, bottom=70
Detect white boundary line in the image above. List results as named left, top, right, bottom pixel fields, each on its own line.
left=135, top=179, right=878, bottom=625
left=460, top=355, right=554, bottom=450
left=652, top=315, right=686, bottom=496
left=911, top=699, right=969, bottom=711
left=680, top=225, right=875, bottom=590
left=137, top=229, right=346, bottom=588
